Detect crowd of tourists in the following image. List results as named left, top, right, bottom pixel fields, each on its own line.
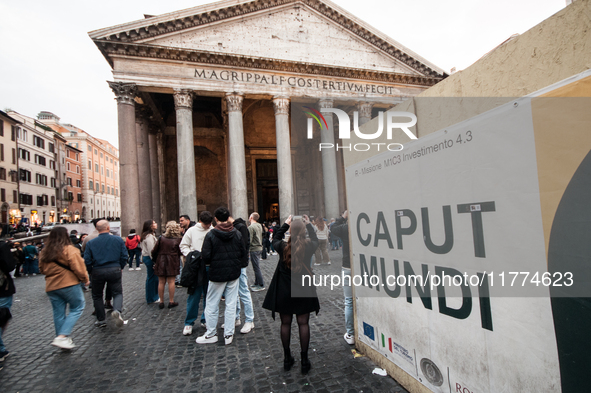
left=0, top=208, right=351, bottom=374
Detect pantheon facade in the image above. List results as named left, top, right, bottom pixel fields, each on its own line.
left=90, top=0, right=446, bottom=235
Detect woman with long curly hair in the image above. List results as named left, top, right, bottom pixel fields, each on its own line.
left=39, top=227, right=89, bottom=350
left=262, top=214, right=319, bottom=374
left=140, top=219, right=159, bottom=304
left=151, top=221, right=183, bottom=309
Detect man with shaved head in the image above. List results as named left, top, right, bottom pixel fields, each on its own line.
left=84, top=220, right=129, bottom=328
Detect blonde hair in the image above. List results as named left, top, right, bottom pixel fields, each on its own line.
left=164, top=221, right=182, bottom=238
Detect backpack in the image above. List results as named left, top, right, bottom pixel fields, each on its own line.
left=180, top=250, right=206, bottom=289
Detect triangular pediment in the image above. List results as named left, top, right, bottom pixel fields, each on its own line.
left=90, top=0, right=446, bottom=79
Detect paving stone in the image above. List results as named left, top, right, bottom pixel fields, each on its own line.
left=0, top=250, right=408, bottom=393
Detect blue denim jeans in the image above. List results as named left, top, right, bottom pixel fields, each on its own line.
left=235, top=268, right=254, bottom=323
left=143, top=256, right=159, bottom=304
left=47, top=285, right=85, bottom=336
left=204, top=278, right=239, bottom=337
left=128, top=248, right=141, bottom=268
left=250, top=251, right=264, bottom=286
left=0, top=296, right=13, bottom=353
left=23, top=258, right=35, bottom=275
left=342, top=268, right=354, bottom=336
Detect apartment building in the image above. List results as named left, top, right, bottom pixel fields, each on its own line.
left=8, top=111, right=57, bottom=224
left=0, top=111, right=20, bottom=224
left=39, top=111, right=120, bottom=221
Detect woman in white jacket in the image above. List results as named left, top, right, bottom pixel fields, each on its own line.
left=140, top=219, right=159, bottom=304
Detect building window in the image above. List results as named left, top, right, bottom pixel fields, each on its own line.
left=0, top=144, right=4, bottom=162
left=17, top=127, right=27, bottom=142
left=13, top=190, right=17, bottom=203
left=101, top=184, right=105, bottom=193
left=19, top=148, right=30, bottom=161
left=88, top=160, right=91, bottom=169
left=101, top=165, right=103, bottom=175
left=76, top=165, right=80, bottom=174
left=106, top=187, right=110, bottom=195
left=1, top=188, right=5, bottom=202
left=94, top=149, right=97, bottom=155
left=67, top=177, right=72, bottom=186
left=89, top=180, right=93, bottom=189
left=33, top=135, right=45, bottom=149
left=35, top=173, right=48, bottom=186
left=95, top=163, right=98, bottom=172
left=68, top=192, right=73, bottom=201
left=12, top=148, right=15, bottom=164
left=0, top=168, right=5, bottom=180
left=19, top=193, right=33, bottom=205
left=116, top=188, right=119, bottom=196
left=19, top=169, right=31, bottom=183
left=67, top=162, right=71, bottom=171
left=76, top=179, right=81, bottom=188
left=51, top=195, right=55, bottom=206
left=88, top=144, right=92, bottom=152
left=34, top=155, right=46, bottom=166
left=100, top=152, right=103, bottom=158
left=51, top=178, right=56, bottom=187
left=48, top=143, right=55, bottom=153
left=95, top=181, right=99, bottom=192
left=106, top=169, right=109, bottom=178
left=77, top=193, right=82, bottom=202
left=10, top=171, right=17, bottom=182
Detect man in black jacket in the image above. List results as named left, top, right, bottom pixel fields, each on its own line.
left=197, top=207, right=246, bottom=346
left=330, top=210, right=354, bottom=345
left=0, top=227, right=16, bottom=363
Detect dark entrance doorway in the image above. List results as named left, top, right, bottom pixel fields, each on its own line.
left=256, top=159, right=279, bottom=223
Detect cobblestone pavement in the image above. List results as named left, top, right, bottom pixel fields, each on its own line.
left=1, top=249, right=408, bottom=393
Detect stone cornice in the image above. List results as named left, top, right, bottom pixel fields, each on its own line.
left=96, top=41, right=444, bottom=87
left=90, top=0, right=446, bottom=79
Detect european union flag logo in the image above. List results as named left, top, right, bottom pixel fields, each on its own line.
left=363, top=322, right=375, bottom=341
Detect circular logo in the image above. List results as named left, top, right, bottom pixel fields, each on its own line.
left=420, top=358, right=444, bottom=386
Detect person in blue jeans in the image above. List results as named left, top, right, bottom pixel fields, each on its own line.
left=0, top=234, right=16, bottom=365
left=39, top=227, right=89, bottom=350
left=228, top=216, right=255, bottom=334
left=180, top=211, right=213, bottom=336
left=140, top=220, right=160, bottom=304
left=125, top=229, right=142, bottom=271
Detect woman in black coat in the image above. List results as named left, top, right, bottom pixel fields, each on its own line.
left=262, top=214, right=319, bottom=374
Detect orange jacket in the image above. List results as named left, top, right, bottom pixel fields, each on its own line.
left=39, top=245, right=89, bottom=292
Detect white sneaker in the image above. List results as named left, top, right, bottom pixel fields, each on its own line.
left=135, top=267, right=141, bottom=271
left=314, top=263, right=320, bottom=266
left=240, top=321, right=254, bottom=334
left=251, top=285, right=265, bottom=292
left=51, top=337, right=75, bottom=350
left=129, top=268, right=134, bottom=271
left=200, top=322, right=206, bottom=328
left=196, top=334, right=218, bottom=344
left=327, top=261, right=331, bottom=265
left=183, top=325, right=193, bottom=336
left=224, top=334, right=233, bottom=345
left=111, top=310, right=124, bottom=327
left=344, top=333, right=355, bottom=345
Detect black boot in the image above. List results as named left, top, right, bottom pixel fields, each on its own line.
left=284, top=351, right=295, bottom=371
left=301, top=351, right=311, bottom=374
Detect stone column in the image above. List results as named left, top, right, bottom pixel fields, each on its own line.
left=319, top=98, right=340, bottom=220
left=148, top=127, right=162, bottom=232
left=357, top=101, right=374, bottom=126
left=135, top=107, right=153, bottom=225
left=108, top=81, right=141, bottom=237
left=174, top=89, right=198, bottom=221
left=225, top=93, right=248, bottom=220
left=273, top=96, right=293, bottom=224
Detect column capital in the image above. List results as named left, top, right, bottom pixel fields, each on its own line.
left=357, top=101, right=374, bottom=119
left=318, top=98, right=334, bottom=109
left=173, top=89, right=193, bottom=110
left=272, top=96, right=290, bottom=116
left=108, top=82, right=137, bottom=106
left=225, top=93, right=244, bottom=112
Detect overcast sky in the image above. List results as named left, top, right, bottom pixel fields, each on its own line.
left=0, top=0, right=566, bottom=148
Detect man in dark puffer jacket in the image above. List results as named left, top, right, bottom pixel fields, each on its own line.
left=197, top=207, right=246, bottom=346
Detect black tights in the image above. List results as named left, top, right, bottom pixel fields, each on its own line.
left=280, top=313, right=310, bottom=357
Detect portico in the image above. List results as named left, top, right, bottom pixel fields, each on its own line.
left=91, top=0, right=446, bottom=234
